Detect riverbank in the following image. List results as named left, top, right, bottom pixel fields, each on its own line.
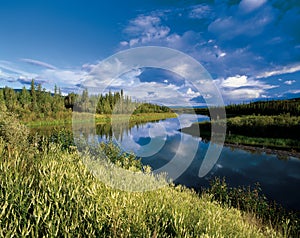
left=225, top=142, right=300, bottom=159
left=180, top=122, right=300, bottom=158
left=25, top=112, right=178, bottom=127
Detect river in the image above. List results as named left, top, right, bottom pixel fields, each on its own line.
left=95, top=113, right=300, bottom=211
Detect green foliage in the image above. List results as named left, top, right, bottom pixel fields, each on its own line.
left=182, top=115, right=300, bottom=150
left=0, top=89, right=7, bottom=111
left=204, top=177, right=300, bottom=237
left=0, top=84, right=173, bottom=125
left=226, top=115, right=300, bottom=140
left=99, top=141, right=144, bottom=172
left=78, top=89, right=172, bottom=115
left=225, top=98, right=300, bottom=116
left=0, top=141, right=280, bottom=237
left=0, top=112, right=29, bottom=152
left=189, top=97, right=300, bottom=117
left=226, top=134, right=300, bottom=151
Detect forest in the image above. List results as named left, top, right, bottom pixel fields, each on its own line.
left=190, top=97, right=300, bottom=117
left=0, top=79, right=171, bottom=123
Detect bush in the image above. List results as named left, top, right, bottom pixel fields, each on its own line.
left=0, top=112, right=29, bottom=153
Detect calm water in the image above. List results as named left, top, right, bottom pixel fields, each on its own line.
left=96, top=114, right=300, bottom=211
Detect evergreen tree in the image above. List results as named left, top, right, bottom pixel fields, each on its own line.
left=3, top=87, right=18, bottom=111
left=30, top=79, right=37, bottom=112
left=19, top=86, right=31, bottom=110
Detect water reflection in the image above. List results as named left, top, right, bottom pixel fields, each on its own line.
left=96, top=114, right=300, bottom=211
left=32, top=114, right=300, bottom=211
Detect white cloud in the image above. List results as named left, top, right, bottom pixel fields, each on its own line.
left=40, top=69, right=85, bottom=86
left=0, top=69, right=10, bottom=79
left=256, top=63, right=300, bottom=78
left=129, top=39, right=139, bottom=47
left=221, top=75, right=247, bottom=88
left=208, top=5, right=273, bottom=39
left=171, top=64, right=190, bottom=78
left=219, top=52, right=226, bottom=58
left=189, top=5, right=212, bottom=19
left=20, top=58, right=57, bottom=70
left=284, top=80, right=296, bottom=85
left=239, top=0, right=267, bottom=13
left=120, top=41, right=129, bottom=47
left=0, top=61, right=38, bottom=84
left=123, top=15, right=171, bottom=46
left=216, top=75, right=278, bottom=102
left=81, top=59, right=141, bottom=91
left=185, top=87, right=200, bottom=98
left=288, top=90, right=300, bottom=94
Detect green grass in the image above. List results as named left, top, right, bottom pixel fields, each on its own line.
left=226, top=134, right=300, bottom=151
left=181, top=117, right=300, bottom=152
left=0, top=141, right=281, bottom=237
left=25, top=112, right=177, bottom=127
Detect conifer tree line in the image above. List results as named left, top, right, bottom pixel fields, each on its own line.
left=0, top=79, right=171, bottom=121
left=70, top=88, right=170, bottom=114
left=225, top=99, right=300, bottom=116
left=194, top=98, right=300, bottom=117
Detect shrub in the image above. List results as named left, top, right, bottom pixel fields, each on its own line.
left=0, top=112, right=29, bottom=154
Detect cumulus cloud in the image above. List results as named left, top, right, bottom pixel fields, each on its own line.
left=221, top=75, right=248, bottom=88
left=40, top=68, right=85, bottom=86
left=215, top=75, right=278, bottom=102
left=284, top=80, right=296, bottom=85
left=185, top=87, right=201, bottom=98
left=123, top=15, right=171, bottom=47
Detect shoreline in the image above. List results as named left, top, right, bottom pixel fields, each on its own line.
left=179, top=124, right=300, bottom=159
left=25, top=112, right=177, bottom=127
left=224, top=142, right=300, bottom=159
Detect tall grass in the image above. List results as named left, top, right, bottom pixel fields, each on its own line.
left=203, top=178, right=300, bottom=237
left=0, top=142, right=280, bottom=237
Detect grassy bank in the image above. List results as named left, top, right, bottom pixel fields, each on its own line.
left=25, top=112, right=177, bottom=127
left=226, top=134, right=300, bottom=152
left=181, top=115, right=300, bottom=152
left=0, top=144, right=281, bottom=237
left=0, top=112, right=287, bottom=237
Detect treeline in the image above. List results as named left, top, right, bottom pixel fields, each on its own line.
left=74, top=89, right=171, bottom=114
left=0, top=80, right=171, bottom=122
left=225, top=98, right=300, bottom=116
left=0, top=80, right=67, bottom=121
left=191, top=98, right=300, bottom=117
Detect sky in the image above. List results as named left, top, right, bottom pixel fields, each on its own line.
left=0, top=0, right=300, bottom=105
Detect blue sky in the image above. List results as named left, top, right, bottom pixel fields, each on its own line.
left=0, top=0, right=299, bottom=105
